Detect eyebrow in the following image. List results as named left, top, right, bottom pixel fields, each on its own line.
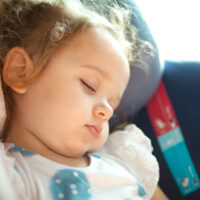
left=81, top=64, right=108, bottom=78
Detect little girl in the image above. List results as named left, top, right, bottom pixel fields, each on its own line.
left=0, top=0, right=167, bottom=199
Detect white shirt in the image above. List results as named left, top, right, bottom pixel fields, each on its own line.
left=0, top=124, right=159, bottom=200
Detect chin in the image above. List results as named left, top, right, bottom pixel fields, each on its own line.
left=64, top=148, right=88, bottom=158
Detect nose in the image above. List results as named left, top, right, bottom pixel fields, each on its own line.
left=93, top=103, right=113, bottom=122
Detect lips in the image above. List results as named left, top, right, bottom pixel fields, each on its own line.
left=85, top=124, right=102, bottom=139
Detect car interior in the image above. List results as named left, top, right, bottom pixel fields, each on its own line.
left=109, top=0, right=200, bottom=199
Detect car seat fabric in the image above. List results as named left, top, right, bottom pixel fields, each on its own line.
left=109, top=0, right=163, bottom=130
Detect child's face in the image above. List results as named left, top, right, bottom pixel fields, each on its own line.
left=15, top=28, right=130, bottom=158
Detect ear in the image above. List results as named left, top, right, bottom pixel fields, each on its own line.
left=2, top=47, right=34, bottom=94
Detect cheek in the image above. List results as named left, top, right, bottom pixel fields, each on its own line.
left=103, top=123, right=109, bottom=142
left=19, top=74, right=94, bottom=133
left=44, top=89, right=91, bottom=126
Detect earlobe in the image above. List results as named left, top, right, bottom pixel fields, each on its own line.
left=2, top=47, right=34, bottom=94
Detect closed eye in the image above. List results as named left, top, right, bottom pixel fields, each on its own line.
left=80, top=79, right=96, bottom=92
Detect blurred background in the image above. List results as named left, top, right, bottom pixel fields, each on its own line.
left=135, top=0, right=200, bottom=62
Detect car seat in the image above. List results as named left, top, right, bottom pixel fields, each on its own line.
left=110, top=0, right=200, bottom=199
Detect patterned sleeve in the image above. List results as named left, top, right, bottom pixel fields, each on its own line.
left=0, top=142, right=27, bottom=200
left=98, top=124, right=159, bottom=200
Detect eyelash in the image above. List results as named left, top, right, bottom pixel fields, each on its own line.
left=80, top=79, right=120, bottom=110
left=80, top=79, right=96, bottom=93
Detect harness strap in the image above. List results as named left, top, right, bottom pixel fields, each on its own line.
left=147, top=81, right=200, bottom=196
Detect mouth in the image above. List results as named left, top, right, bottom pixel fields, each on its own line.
left=85, top=124, right=102, bottom=139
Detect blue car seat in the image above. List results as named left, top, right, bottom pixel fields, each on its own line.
left=110, top=0, right=200, bottom=199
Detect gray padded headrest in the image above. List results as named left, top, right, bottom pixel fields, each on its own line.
left=109, top=0, right=163, bottom=130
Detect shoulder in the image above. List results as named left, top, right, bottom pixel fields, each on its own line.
left=0, top=142, right=27, bottom=199
left=0, top=142, right=46, bottom=200
left=97, top=124, right=159, bottom=199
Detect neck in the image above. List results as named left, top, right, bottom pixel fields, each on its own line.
left=5, top=119, right=90, bottom=168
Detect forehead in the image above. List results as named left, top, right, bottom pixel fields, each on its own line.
left=67, top=28, right=130, bottom=83
left=71, top=27, right=128, bottom=60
